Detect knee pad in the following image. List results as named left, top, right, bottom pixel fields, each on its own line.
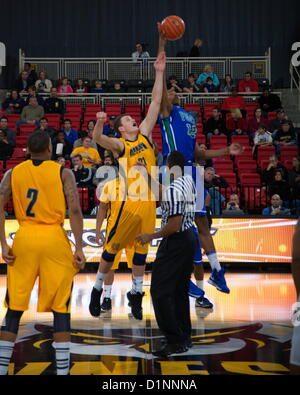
left=1, top=308, right=23, bottom=334
left=133, top=253, right=147, bottom=266
left=53, top=311, right=71, bottom=333
left=102, top=250, right=116, bottom=263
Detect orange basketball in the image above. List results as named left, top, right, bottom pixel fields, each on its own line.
left=160, top=15, right=186, bottom=41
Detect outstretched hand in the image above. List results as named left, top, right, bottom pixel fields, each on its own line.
left=96, top=112, right=108, bottom=125
left=228, top=143, right=244, bottom=156
left=154, top=51, right=166, bottom=73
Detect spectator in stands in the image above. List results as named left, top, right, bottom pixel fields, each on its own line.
left=182, top=73, right=201, bottom=93
left=189, top=38, right=203, bottom=57
left=262, top=154, right=289, bottom=184
left=262, top=194, right=290, bottom=215
left=222, top=194, right=245, bottom=216
left=82, top=119, right=97, bottom=138
left=25, top=86, right=44, bottom=107
left=18, top=97, right=44, bottom=128
left=35, top=71, right=53, bottom=93
left=71, top=136, right=101, bottom=168
left=110, top=82, right=125, bottom=93
left=238, top=71, right=258, bottom=92
left=37, top=117, right=57, bottom=140
left=247, top=108, right=270, bottom=136
left=222, top=87, right=246, bottom=114
left=207, top=127, right=226, bottom=143
left=52, top=131, right=73, bottom=160
left=0, top=117, right=16, bottom=146
left=289, top=157, right=300, bottom=215
left=56, top=156, right=66, bottom=166
left=93, top=149, right=118, bottom=186
left=103, top=115, right=120, bottom=137
left=196, top=64, right=220, bottom=88
left=258, top=87, right=282, bottom=114
left=74, top=79, right=89, bottom=93
left=273, top=120, right=297, bottom=154
left=253, top=125, right=273, bottom=154
left=73, top=131, right=98, bottom=149
left=226, top=108, right=248, bottom=136
left=267, top=169, right=291, bottom=205
left=44, top=87, right=64, bottom=115
left=57, top=77, right=73, bottom=94
left=132, top=42, right=150, bottom=60
left=23, top=63, right=38, bottom=84
left=204, top=107, right=226, bottom=136
left=167, top=75, right=183, bottom=93
left=221, top=74, right=235, bottom=93
left=15, top=71, right=31, bottom=92
left=91, top=80, right=106, bottom=93
left=195, top=143, right=213, bottom=168
left=0, top=130, right=13, bottom=160
left=72, top=154, right=94, bottom=188
left=270, top=109, right=294, bottom=134
left=61, top=119, right=78, bottom=146
left=2, top=90, right=25, bottom=114
left=204, top=167, right=226, bottom=215
left=203, top=77, right=217, bottom=93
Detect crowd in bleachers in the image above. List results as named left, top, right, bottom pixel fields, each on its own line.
left=0, top=62, right=299, bottom=216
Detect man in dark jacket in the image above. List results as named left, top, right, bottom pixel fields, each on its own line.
left=258, top=88, right=282, bottom=113
left=204, top=107, right=226, bottom=135
left=44, top=88, right=64, bottom=115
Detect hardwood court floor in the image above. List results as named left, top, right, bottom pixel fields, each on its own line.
left=0, top=273, right=296, bottom=375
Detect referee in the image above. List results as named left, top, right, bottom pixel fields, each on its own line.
left=136, top=151, right=197, bottom=357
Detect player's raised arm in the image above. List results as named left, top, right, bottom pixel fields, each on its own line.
left=195, top=143, right=244, bottom=161
left=157, top=23, right=173, bottom=118
left=0, top=170, right=15, bottom=265
left=93, top=112, right=124, bottom=157
left=62, top=168, right=85, bottom=270
left=140, top=51, right=166, bottom=139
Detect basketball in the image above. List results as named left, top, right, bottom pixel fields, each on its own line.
left=160, top=15, right=186, bottom=41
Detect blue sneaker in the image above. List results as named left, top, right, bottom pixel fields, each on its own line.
left=195, top=296, right=214, bottom=309
left=208, top=268, right=230, bottom=294
left=188, top=280, right=205, bottom=298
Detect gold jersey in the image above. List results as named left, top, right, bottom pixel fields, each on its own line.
left=119, top=133, right=156, bottom=201
left=11, top=160, right=66, bottom=226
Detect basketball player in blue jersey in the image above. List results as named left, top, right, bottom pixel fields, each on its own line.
left=158, top=27, right=243, bottom=306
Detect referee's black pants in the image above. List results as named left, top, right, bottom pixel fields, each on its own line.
left=150, top=228, right=196, bottom=345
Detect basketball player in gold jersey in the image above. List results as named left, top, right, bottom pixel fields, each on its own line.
left=0, top=131, right=85, bottom=375
left=89, top=51, right=166, bottom=320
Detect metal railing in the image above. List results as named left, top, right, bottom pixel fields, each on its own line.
left=290, top=61, right=300, bottom=109
left=19, top=48, right=271, bottom=83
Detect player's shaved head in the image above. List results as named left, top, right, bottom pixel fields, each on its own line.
left=28, top=131, right=51, bottom=154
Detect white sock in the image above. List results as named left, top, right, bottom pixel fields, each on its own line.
left=207, top=252, right=221, bottom=271
left=131, top=276, right=143, bottom=294
left=53, top=341, right=70, bottom=375
left=103, top=285, right=112, bottom=298
left=0, top=340, right=14, bottom=375
left=94, top=271, right=107, bottom=291
left=196, top=280, right=204, bottom=290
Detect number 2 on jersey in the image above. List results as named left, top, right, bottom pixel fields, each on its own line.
left=26, top=188, right=39, bottom=217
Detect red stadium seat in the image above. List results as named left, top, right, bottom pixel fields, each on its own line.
left=85, top=104, right=102, bottom=112
left=242, top=186, right=267, bottom=212
left=231, top=135, right=250, bottom=146
left=240, top=173, right=261, bottom=186
left=15, top=136, right=28, bottom=148
left=216, top=172, right=237, bottom=188
left=19, top=124, right=36, bottom=136
left=268, top=112, right=277, bottom=121
left=284, top=160, right=293, bottom=170
left=257, top=146, right=275, bottom=162
left=77, top=188, right=89, bottom=213
left=66, top=104, right=82, bottom=113
left=197, top=135, right=206, bottom=145
left=209, top=135, right=228, bottom=147
left=125, top=104, right=142, bottom=113
left=280, top=146, right=298, bottom=162
left=259, top=159, right=270, bottom=170
left=234, top=146, right=253, bottom=161
left=236, top=160, right=258, bottom=176
left=245, top=103, right=259, bottom=114
left=214, top=161, right=234, bottom=172
left=11, top=148, right=27, bottom=159
left=106, top=103, right=121, bottom=113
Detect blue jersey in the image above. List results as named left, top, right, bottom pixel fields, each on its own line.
left=159, top=105, right=197, bottom=165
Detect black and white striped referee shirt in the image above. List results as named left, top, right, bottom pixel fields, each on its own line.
left=161, top=175, right=196, bottom=232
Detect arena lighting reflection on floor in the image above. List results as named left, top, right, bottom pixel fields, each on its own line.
left=0, top=273, right=296, bottom=375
